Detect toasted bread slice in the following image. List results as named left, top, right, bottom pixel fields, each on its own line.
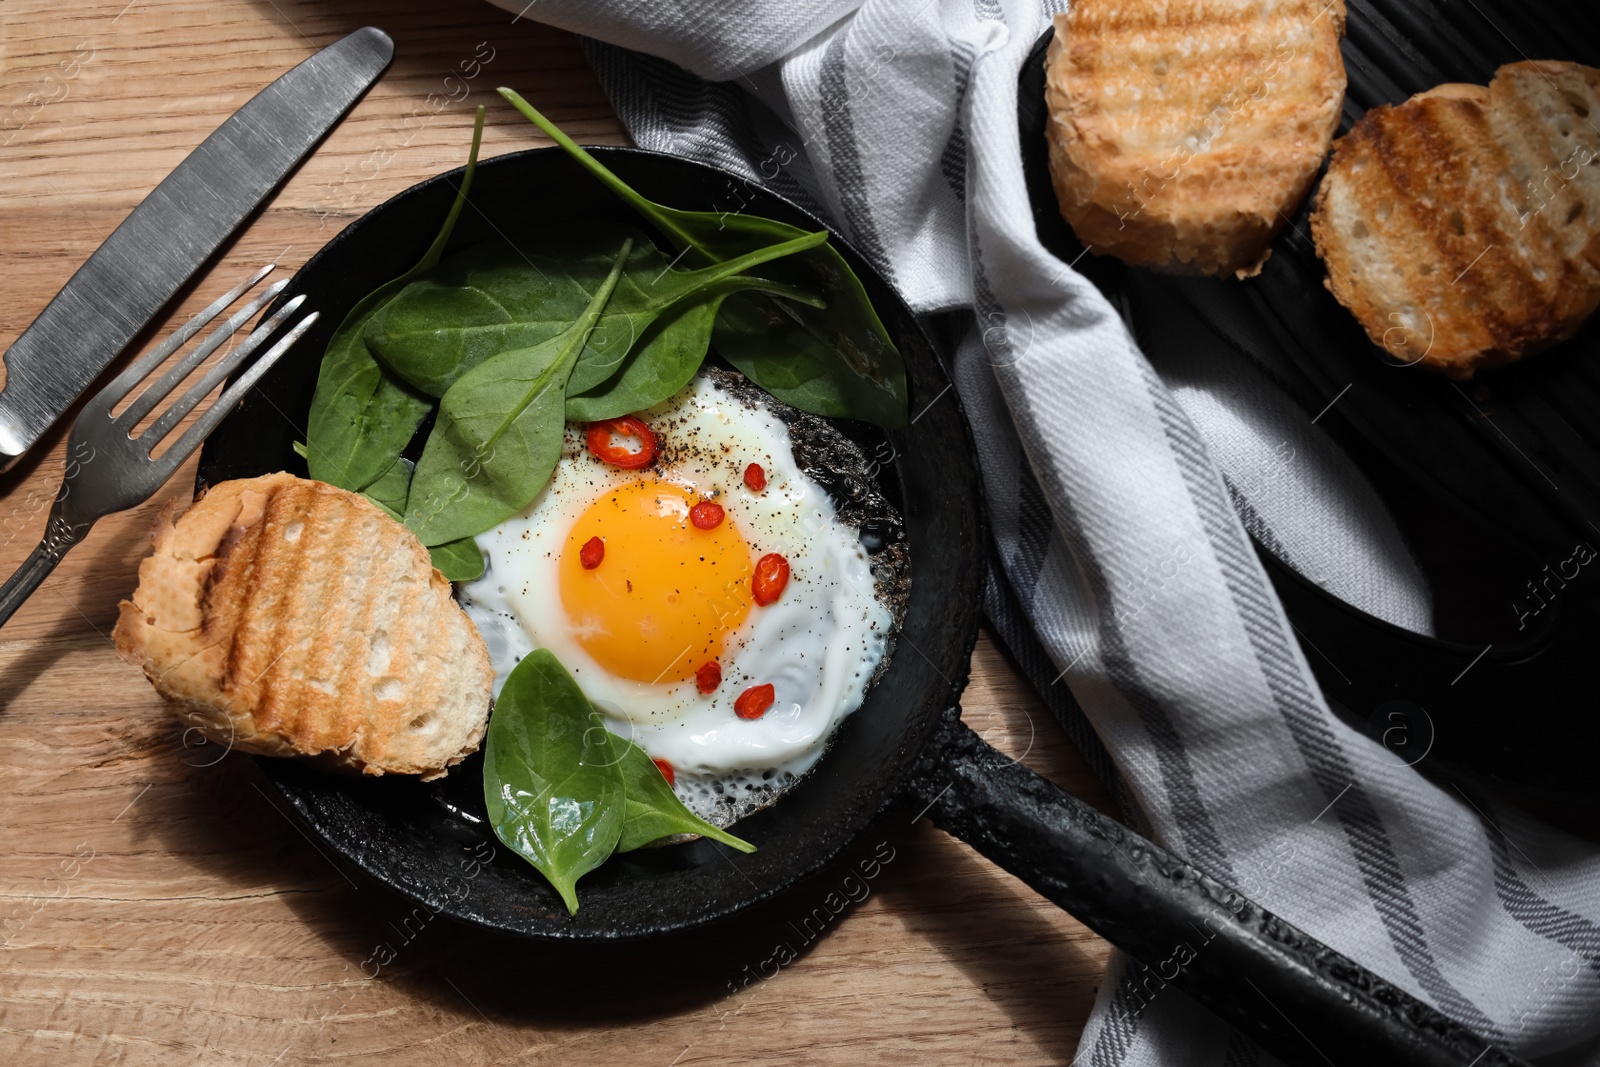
left=113, top=473, right=492, bottom=780
left=1044, top=0, right=1347, bottom=277
left=1310, top=61, right=1600, bottom=377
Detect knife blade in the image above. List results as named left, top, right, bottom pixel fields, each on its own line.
left=0, top=26, right=393, bottom=471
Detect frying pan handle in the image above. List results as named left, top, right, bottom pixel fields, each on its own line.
left=911, top=712, right=1528, bottom=1067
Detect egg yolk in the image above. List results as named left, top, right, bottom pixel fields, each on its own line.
left=560, top=479, right=753, bottom=684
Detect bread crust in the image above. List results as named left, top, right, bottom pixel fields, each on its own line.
left=113, top=473, right=492, bottom=780
left=1044, top=0, right=1347, bottom=277
left=1310, top=60, right=1600, bottom=377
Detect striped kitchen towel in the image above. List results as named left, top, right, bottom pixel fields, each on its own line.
left=490, top=0, right=1600, bottom=1062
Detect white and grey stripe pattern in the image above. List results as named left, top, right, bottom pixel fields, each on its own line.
left=497, top=0, right=1600, bottom=1061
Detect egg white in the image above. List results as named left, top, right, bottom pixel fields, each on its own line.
left=458, top=373, right=893, bottom=813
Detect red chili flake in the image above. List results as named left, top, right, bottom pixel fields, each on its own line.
left=585, top=415, right=658, bottom=470
left=652, top=758, right=676, bottom=788
left=695, top=660, right=722, bottom=694
left=751, top=552, right=790, bottom=606
left=734, top=683, right=776, bottom=720
left=744, top=463, right=766, bottom=493
left=689, top=500, right=725, bottom=530
left=579, top=536, right=604, bottom=569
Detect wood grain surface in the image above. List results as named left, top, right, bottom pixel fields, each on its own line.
left=0, top=1, right=1115, bottom=1063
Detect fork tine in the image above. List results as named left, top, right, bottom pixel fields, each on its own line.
left=115, top=278, right=289, bottom=431
left=150, top=310, right=320, bottom=482
left=139, top=294, right=306, bottom=449
left=85, top=264, right=277, bottom=421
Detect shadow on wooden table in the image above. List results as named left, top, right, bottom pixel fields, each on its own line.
left=315, top=816, right=1101, bottom=1062
left=0, top=499, right=150, bottom=718
left=867, top=818, right=1109, bottom=1061
left=129, top=741, right=1103, bottom=1058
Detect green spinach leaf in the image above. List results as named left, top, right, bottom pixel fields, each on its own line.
left=364, top=224, right=827, bottom=404
left=613, top=739, right=755, bottom=854
left=499, top=88, right=909, bottom=429
left=482, top=649, right=625, bottom=915
left=428, top=537, right=485, bottom=581
left=304, top=107, right=487, bottom=492
left=564, top=270, right=823, bottom=422
left=362, top=229, right=633, bottom=397
left=361, top=455, right=412, bottom=520
left=714, top=292, right=903, bottom=426
left=404, top=239, right=634, bottom=546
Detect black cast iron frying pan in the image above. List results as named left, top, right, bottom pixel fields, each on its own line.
left=198, top=146, right=1528, bottom=1067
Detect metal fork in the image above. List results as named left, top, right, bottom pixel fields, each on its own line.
left=0, top=266, right=319, bottom=628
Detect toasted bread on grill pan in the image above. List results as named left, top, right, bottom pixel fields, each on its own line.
left=1044, top=0, right=1348, bottom=277
left=1310, top=60, right=1600, bottom=377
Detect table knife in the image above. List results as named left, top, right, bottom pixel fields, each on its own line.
left=0, top=26, right=394, bottom=471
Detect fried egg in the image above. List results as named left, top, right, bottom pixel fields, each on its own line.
left=458, top=372, right=897, bottom=826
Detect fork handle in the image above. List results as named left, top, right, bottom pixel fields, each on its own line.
left=0, top=512, right=88, bottom=629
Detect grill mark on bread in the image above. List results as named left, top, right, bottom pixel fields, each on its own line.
left=1440, top=100, right=1544, bottom=349
left=276, top=491, right=329, bottom=747
left=1397, top=99, right=1508, bottom=348
left=241, top=491, right=307, bottom=738
left=219, top=517, right=268, bottom=704
left=297, top=492, right=333, bottom=744
left=1070, top=6, right=1265, bottom=37
left=239, top=495, right=280, bottom=732
left=1389, top=98, right=1502, bottom=357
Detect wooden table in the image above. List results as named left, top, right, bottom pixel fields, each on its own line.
left=0, top=2, right=1115, bottom=1062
